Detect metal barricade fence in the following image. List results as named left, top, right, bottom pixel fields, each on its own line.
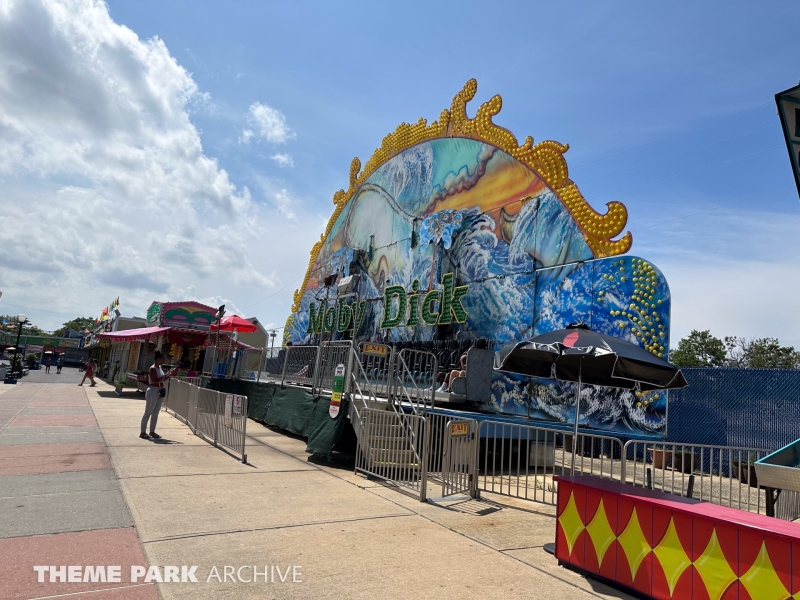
left=165, top=379, right=192, bottom=425
left=163, top=378, right=248, bottom=463
left=237, top=348, right=263, bottom=381
left=354, top=407, right=429, bottom=500
left=354, top=342, right=393, bottom=398
left=623, top=440, right=773, bottom=515
left=441, top=419, right=479, bottom=498
left=476, top=420, right=624, bottom=505
left=392, top=349, right=437, bottom=411
left=260, top=346, right=286, bottom=381
left=202, top=347, right=216, bottom=375
left=216, top=392, right=248, bottom=462
left=281, top=345, right=318, bottom=387
left=312, top=341, right=353, bottom=396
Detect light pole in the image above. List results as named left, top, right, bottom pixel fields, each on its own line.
left=11, top=314, right=28, bottom=381
left=213, top=305, right=225, bottom=378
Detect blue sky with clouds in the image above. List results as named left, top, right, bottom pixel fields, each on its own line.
left=1, top=1, right=798, bottom=347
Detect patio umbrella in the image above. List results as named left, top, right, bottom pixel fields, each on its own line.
left=210, top=315, right=258, bottom=333
left=496, top=323, right=688, bottom=473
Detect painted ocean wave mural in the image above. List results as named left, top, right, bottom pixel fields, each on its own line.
left=287, top=83, right=670, bottom=438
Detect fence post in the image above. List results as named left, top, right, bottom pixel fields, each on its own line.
left=255, top=347, right=265, bottom=383
left=311, top=343, right=324, bottom=397
left=241, top=396, right=248, bottom=464
left=213, top=393, right=220, bottom=447
left=344, top=347, right=356, bottom=395
left=621, top=441, right=628, bottom=484
left=419, top=417, right=430, bottom=502
left=280, top=347, right=289, bottom=387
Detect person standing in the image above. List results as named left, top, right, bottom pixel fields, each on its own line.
left=103, top=359, right=110, bottom=378
left=140, top=351, right=174, bottom=440
left=56, top=355, right=63, bottom=374
left=78, top=358, right=97, bottom=387
left=45, top=356, right=51, bottom=374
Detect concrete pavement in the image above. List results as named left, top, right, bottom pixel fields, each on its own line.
left=1, top=378, right=632, bottom=599
left=0, top=381, right=156, bottom=599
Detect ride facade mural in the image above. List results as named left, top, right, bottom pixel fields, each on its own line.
left=286, top=79, right=671, bottom=438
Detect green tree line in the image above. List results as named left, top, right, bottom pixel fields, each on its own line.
left=671, top=330, right=800, bottom=369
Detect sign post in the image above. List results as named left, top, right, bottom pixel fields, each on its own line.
left=329, top=363, right=345, bottom=418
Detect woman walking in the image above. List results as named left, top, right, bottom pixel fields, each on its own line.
left=140, top=351, right=174, bottom=440
left=78, top=358, right=97, bottom=387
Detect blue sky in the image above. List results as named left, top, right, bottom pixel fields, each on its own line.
left=1, top=1, right=798, bottom=347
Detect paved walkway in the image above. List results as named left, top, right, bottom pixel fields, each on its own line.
left=0, top=381, right=156, bottom=599
left=0, top=379, right=632, bottom=599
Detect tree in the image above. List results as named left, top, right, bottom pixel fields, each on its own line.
left=53, top=317, right=95, bottom=338
left=724, top=336, right=800, bottom=369
left=0, top=315, right=45, bottom=336
left=670, top=330, right=727, bottom=367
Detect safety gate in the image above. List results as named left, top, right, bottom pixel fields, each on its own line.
left=441, top=419, right=479, bottom=498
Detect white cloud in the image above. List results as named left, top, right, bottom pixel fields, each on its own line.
left=635, top=207, right=800, bottom=348
left=0, top=0, right=277, bottom=328
left=246, top=102, right=294, bottom=143
left=270, top=153, right=294, bottom=168
left=239, top=129, right=254, bottom=144
left=274, top=189, right=296, bottom=219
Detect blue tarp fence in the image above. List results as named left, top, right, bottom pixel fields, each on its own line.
left=664, top=367, right=800, bottom=450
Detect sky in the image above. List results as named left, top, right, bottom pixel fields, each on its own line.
left=0, top=0, right=799, bottom=347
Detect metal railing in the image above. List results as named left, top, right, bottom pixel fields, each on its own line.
left=312, top=341, right=353, bottom=396
left=476, top=420, right=624, bottom=505
left=164, top=379, right=248, bottom=463
left=237, top=348, right=263, bottom=381
left=260, top=346, right=286, bottom=381
left=392, top=349, right=437, bottom=413
left=282, top=345, right=318, bottom=387
left=441, top=419, right=479, bottom=498
left=202, top=347, right=216, bottom=376
left=354, top=342, right=394, bottom=398
left=354, top=406, right=429, bottom=500
left=623, top=440, right=774, bottom=516
left=164, top=377, right=192, bottom=424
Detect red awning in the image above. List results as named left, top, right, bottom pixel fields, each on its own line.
left=96, top=326, right=170, bottom=343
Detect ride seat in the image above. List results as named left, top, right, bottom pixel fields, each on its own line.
left=449, top=348, right=493, bottom=403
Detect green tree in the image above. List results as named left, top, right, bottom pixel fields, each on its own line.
left=670, top=330, right=727, bottom=367
left=725, top=336, right=800, bottom=369
left=53, top=317, right=95, bottom=338
left=0, top=315, right=44, bottom=336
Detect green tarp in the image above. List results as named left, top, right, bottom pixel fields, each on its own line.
left=207, top=379, right=349, bottom=459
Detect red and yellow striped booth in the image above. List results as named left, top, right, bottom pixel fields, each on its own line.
left=555, top=475, right=800, bottom=599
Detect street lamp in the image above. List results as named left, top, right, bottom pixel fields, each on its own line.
left=213, top=305, right=225, bottom=378
left=8, top=314, right=28, bottom=382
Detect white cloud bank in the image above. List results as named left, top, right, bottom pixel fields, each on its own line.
left=0, top=0, right=293, bottom=327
